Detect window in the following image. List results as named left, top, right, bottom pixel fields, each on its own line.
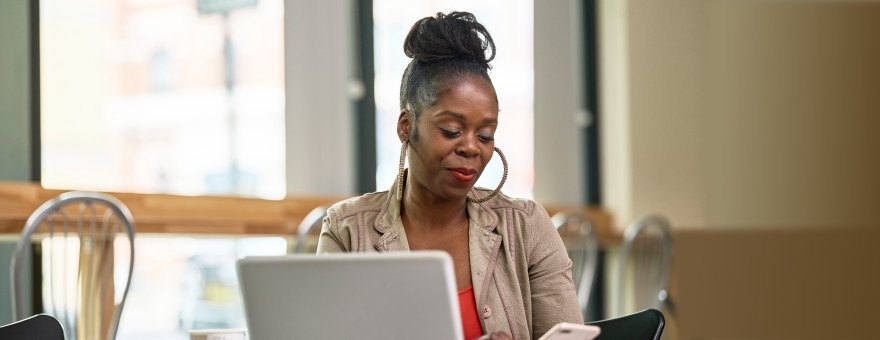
left=40, top=0, right=286, bottom=199
left=373, top=0, right=535, bottom=198
left=117, top=237, right=286, bottom=339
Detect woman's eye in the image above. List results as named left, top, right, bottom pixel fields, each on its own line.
left=440, top=128, right=462, bottom=138
left=478, top=134, right=495, bottom=143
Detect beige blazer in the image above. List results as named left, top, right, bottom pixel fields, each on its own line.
left=317, top=182, right=584, bottom=339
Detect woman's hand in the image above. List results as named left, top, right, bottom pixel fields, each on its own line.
left=477, top=331, right=513, bottom=340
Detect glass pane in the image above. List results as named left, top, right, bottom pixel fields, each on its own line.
left=40, top=0, right=286, bottom=199
left=373, top=0, right=535, bottom=198
left=117, top=236, right=286, bottom=340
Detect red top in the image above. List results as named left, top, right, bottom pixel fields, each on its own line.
left=458, top=285, right=484, bottom=340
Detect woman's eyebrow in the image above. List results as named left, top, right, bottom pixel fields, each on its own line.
left=435, top=111, right=498, bottom=125
left=434, top=111, right=466, bottom=121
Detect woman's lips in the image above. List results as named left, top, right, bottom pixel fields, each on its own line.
left=449, top=168, right=476, bottom=183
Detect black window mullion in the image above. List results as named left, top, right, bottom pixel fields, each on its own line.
left=583, top=0, right=600, bottom=206
left=354, top=0, right=376, bottom=194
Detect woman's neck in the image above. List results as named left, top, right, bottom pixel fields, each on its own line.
left=401, top=184, right=468, bottom=230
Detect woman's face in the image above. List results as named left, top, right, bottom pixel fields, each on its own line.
left=399, top=75, right=499, bottom=201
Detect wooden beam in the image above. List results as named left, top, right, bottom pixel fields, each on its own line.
left=0, top=181, right=617, bottom=242
left=0, top=182, right=344, bottom=235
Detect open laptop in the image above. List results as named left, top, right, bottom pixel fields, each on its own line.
left=236, top=251, right=464, bottom=340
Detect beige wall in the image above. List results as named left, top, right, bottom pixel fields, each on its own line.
left=600, top=1, right=880, bottom=338
left=600, top=0, right=880, bottom=229
left=671, top=227, right=880, bottom=339
left=703, top=1, right=880, bottom=229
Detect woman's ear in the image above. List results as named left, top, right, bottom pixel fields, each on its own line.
left=397, top=110, right=411, bottom=142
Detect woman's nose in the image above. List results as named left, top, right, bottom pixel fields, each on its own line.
left=455, top=135, right=481, bottom=158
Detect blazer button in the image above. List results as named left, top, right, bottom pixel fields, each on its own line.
left=482, top=305, right=492, bottom=318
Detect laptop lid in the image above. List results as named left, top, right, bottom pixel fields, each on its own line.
left=237, top=251, right=464, bottom=340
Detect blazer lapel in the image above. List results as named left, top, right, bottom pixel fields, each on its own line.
left=466, top=200, right=502, bottom=331
left=373, top=175, right=410, bottom=252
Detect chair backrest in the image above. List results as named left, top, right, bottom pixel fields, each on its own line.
left=617, top=214, right=672, bottom=316
left=552, top=211, right=599, bottom=320
left=586, top=308, right=665, bottom=340
left=291, top=206, right=327, bottom=254
left=0, top=314, right=65, bottom=340
left=10, top=191, right=136, bottom=340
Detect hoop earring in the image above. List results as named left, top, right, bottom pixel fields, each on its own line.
left=396, top=141, right=407, bottom=201
left=467, top=146, right=509, bottom=204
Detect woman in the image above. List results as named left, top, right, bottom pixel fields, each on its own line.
left=317, top=11, right=583, bottom=340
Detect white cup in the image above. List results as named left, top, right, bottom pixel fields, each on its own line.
left=190, top=328, right=247, bottom=340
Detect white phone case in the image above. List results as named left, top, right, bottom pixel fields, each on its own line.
left=537, top=322, right=601, bottom=340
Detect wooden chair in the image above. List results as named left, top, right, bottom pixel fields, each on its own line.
left=0, top=314, right=65, bottom=340
left=552, top=211, right=599, bottom=320
left=10, top=191, right=136, bottom=340
left=617, top=214, right=673, bottom=316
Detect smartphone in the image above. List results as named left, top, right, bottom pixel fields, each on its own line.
left=537, top=322, right=601, bottom=340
